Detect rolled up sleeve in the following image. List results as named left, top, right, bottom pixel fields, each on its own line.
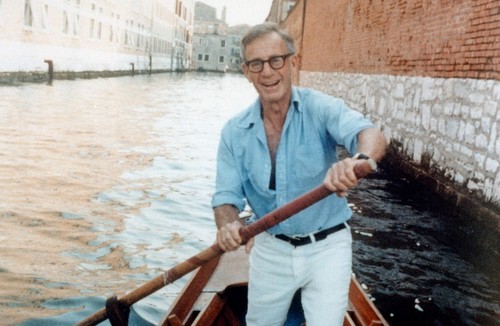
left=211, top=124, right=246, bottom=212
left=324, top=97, right=374, bottom=155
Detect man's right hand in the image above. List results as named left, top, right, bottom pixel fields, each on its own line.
left=217, top=220, right=244, bottom=251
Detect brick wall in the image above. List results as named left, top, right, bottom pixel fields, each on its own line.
left=296, top=0, right=500, bottom=80
left=280, top=0, right=305, bottom=84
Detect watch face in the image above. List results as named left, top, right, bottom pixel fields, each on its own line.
left=355, top=153, right=370, bottom=160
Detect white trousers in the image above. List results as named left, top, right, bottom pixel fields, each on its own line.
left=246, top=226, right=352, bottom=326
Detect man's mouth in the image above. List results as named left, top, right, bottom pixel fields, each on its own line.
left=263, top=80, right=280, bottom=88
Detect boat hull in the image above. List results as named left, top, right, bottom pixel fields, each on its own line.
left=160, top=248, right=388, bottom=326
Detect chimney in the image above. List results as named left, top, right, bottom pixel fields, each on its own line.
left=221, top=6, right=226, bottom=22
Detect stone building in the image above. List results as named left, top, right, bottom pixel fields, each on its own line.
left=273, top=0, right=500, bottom=228
left=0, top=0, right=194, bottom=83
left=191, top=1, right=248, bottom=73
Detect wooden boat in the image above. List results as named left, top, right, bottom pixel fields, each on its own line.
left=159, top=247, right=388, bottom=326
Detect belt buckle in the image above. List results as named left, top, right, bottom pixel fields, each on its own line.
left=288, top=235, right=303, bottom=246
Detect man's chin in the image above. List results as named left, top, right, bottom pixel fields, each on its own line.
left=259, top=88, right=282, bottom=101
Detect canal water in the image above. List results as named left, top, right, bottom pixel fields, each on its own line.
left=0, top=73, right=498, bottom=325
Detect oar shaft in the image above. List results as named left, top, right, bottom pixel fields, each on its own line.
left=77, top=245, right=223, bottom=326
left=240, top=185, right=331, bottom=242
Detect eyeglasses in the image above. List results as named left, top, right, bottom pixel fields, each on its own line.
left=245, top=53, right=294, bottom=73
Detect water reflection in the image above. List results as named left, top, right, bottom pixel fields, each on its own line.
left=350, top=172, right=499, bottom=326
left=1, top=73, right=256, bottom=325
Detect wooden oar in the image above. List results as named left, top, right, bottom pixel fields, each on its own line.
left=77, top=159, right=377, bottom=326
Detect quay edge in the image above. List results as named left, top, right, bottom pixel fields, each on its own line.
left=0, top=69, right=184, bottom=85
left=384, top=141, right=500, bottom=232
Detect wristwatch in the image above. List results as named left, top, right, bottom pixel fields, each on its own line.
left=353, top=153, right=370, bottom=160
left=353, top=153, right=378, bottom=171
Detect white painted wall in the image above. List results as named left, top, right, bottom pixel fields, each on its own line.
left=0, top=40, right=171, bottom=72
left=0, top=0, right=193, bottom=74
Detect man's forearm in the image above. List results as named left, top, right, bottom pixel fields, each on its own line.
left=214, top=204, right=241, bottom=230
left=356, top=128, right=387, bottom=162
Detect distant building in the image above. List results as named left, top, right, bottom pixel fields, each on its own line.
left=225, top=25, right=249, bottom=72
left=0, top=0, right=194, bottom=82
left=191, top=1, right=248, bottom=73
left=193, top=1, right=217, bottom=22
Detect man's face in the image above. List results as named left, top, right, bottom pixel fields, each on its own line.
left=242, top=32, right=297, bottom=108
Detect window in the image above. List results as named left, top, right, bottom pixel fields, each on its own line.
left=97, top=7, right=102, bottom=39
left=198, top=54, right=203, bottom=61
left=62, top=2, right=80, bottom=36
left=221, top=40, right=225, bottom=47
left=109, top=12, right=115, bottom=42
left=109, top=25, right=113, bottom=42
left=63, top=11, right=69, bottom=33
left=136, top=24, right=141, bottom=48
left=24, top=0, right=33, bottom=27
left=114, top=14, right=120, bottom=44
left=23, top=1, right=49, bottom=31
left=89, top=4, right=95, bottom=38
left=63, top=12, right=79, bottom=36
left=204, top=54, right=209, bottom=61
left=89, top=17, right=95, bottom=38
left=124, top=20, right=130, bottom=46
left=73, top=14, right=79, bottom=35
left=97, top=20, right=102, bottom=39
left=219, top=56, right=224, bottom=63
left=124, top=25, right=128, bottom=46
left=40, top=4, right=48, bottom=31
left=124, top=20, right=135, bottom=48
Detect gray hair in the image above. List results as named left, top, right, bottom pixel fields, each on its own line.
left=241, top=22, right=296, bottom=62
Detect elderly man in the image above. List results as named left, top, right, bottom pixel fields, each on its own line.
left=212, top=22, right=387, bottom=326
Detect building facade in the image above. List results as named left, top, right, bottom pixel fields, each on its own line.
left=266, top=0, right=297, bottom=23
left=191, top=1, right=247, bottom=73
left=0, top=0, right=194, bottom=82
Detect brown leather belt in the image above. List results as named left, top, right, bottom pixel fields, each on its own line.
left=274, top=223, right=347, bottom=247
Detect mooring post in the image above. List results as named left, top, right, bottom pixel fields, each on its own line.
left=149, top=55, right=152, bottom=75
left=130, top=63, right=135, bottom=76
left=44, top=59, right=53, bottom=85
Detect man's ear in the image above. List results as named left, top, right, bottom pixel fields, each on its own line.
left=291, top=54, right=299, bottom=68
left=241, top=63, right=252, bottom=82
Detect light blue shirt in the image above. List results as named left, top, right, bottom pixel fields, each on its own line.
left=212, top=87, right=374, bottom=235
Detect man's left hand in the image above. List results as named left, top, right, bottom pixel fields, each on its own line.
left=323, top=157, right=359, bottom=197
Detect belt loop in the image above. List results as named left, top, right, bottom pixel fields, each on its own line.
left=308, top=233, right=316, bottom=243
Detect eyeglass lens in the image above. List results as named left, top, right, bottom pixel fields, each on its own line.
left=248, top=55, right=286, bottom=72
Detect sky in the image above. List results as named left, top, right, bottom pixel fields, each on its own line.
left=196, top=0, right=274, bottom=26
